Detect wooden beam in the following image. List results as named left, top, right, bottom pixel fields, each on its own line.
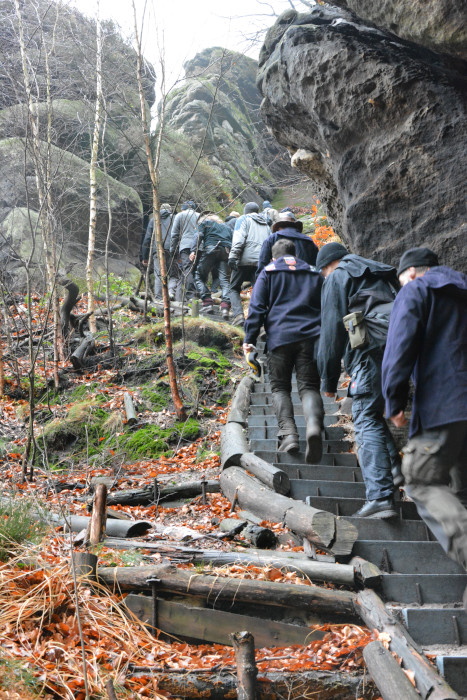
left=221, top=423, right=249, bottom=469
left=239, top=453, right=290, bottom=495
left=227, top=376, right=255, bottom=426
left=232, top=630, right=257, bottom=700
left=363, top=640, right=420, bottom=700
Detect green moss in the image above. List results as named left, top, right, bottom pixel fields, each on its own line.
left=118, top=418, right=199, bottom=459
left=40, top=400, right=109, bottom=453
left=140, top=380, right=170, bottom=410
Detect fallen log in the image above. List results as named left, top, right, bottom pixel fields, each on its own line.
left=60, top=515, right=152, bottom=538
left=231, top=631, right=257, bottom=700
left=219, top=518, right=277, bottom=548
left=123, top=392, right=137, bottom=426
left=227, top=376, right=255, bottom=427
left=101, top=539, right=357, bottom=585
left=99, top=562, right=357, bottom=616
left=220, top=467, right=357, bottom=556
left=130, top=669, right=376, bottom=699
left=363, top=640, right=420, bottom=700
left=220, top=423, right=249, bottom=468
left=70, top=332, right=94, bottom=369
left=124, top=595, right=325, bottom=648
left=355, top=589, right=459, bottom=700
left=239, top=452, right=290, bottom=495
left=104, top=479, right=220, bottom=506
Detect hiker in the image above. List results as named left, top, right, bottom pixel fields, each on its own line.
left=228, top=202, right=270, bottom=327
left=262, top=200, right=279, bottom=227
left=317, top=242, right=402, bottom=519
left=141, top=204, right=179, bottom=301
left=225, top=211, right=240, bottom=232
left=382, top=247, right=467, bottom=569
left=257, top=211, right=319, bottom=275
left=243, top=239, right=324, bottom=462
left=170, top=201, right=199, bottom=300
left=190, top=214, right=233, bottom=318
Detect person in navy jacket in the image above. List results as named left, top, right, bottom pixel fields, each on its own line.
left=256, top=212, right=319, bottom=276
left=382, top=247, right=467, bottom=570
left=243, top=239, right=324, bottom=463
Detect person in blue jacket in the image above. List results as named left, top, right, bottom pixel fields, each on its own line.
left=257, top=212, right=319, bottom=276
left=382, top=247, right=467, bottom=570
left=243, top=239, right=324, bottom=463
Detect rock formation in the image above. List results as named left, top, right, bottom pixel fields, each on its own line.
left=0, top=0, right=154, bottom=280
left=257, top=6, right=467, bottom=269
left=164, top=47, right=294, bottom=208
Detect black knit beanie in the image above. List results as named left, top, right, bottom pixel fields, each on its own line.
left=397, top=247, right=439, bottom=276
left=316, top=242, right=348, bottom=270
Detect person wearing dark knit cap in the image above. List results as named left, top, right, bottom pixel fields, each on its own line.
left=317, top=242, right=402, bottom=519
left=256, top=212, right=318, bottom=275
left=382, top=247, right=467, bottom=571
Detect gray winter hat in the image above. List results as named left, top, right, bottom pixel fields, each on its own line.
left=244, top=202, right=260, bottom=214
left=316, top=242, right=348, bottom=270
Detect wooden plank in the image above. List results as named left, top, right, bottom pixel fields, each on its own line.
left=436, top=657, right=467, bottom=697
left=290, top=479, right=366, bottom=500
left=124, top=595, right=326, bottom=648
left=352, top=541, right=465, bottom=575
left=403, top=608, right=467, bottom=646
left=381, top=574, right=467, bottom=605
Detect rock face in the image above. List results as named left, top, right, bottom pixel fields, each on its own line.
left=257, top=7, right=467, bottom=269
left=164, top=47, right=294, bottom=207
left=0, top=0, right=153, bottom=279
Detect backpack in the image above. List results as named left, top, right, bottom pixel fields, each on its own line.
left=344, top=279, right=398, bottom=350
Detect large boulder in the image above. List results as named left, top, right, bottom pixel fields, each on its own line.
left=257, top=8, right=467, bottom=269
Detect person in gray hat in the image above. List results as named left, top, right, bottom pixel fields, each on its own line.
left=257, top=212, right=318, bottom=275
left=228, top=202, right=270, bottom=326
left=317, top=242, right=402, bottom=518
left=382, top=247, right=467, bottom=569
left=141, top=204, right=179, bottom=301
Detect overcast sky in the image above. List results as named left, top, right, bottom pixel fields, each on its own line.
left=73, top=0, right=304, bottom=92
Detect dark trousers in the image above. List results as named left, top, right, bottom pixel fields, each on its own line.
left=349, top=355, right=400, bottom=501
left=229, top=265, right=256, bottom=318
left=194, top=248, right=231, bottom=305
left=402, top=421, right=467, bottom=570
left=178, top=249, right=196, bottom=300
left=153, top=249, right=179, bottom=299
left=267, top=338, right=323, bottom=438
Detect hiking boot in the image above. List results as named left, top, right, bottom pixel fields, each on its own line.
left=278, top=435, right=300, bottom=453
left=392, top=463, right=404, bottom=488
left=221, top=307, right=230, bottom=320
left=301, top=391, right=324, bottom=464
left=352, top=498, right=398, bottom=519
left=232, top=313, right=244, bottom=327
left=201, top=299, right=214, bottom=314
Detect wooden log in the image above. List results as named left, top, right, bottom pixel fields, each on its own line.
left=239, top=453, right=290, bottom=495
left=72, top=552, right=97, bottom=585
left=105, top=480, right=220, bottom=506
left=62, top=515, right=152, bottom=538
left=70, top=332, right=94, bottom=369
left=221, top=423, right=249, bottom=469
left=227, top=376, right=255, bottom=427
left=123, top=392, right=137, bottom=426
left=124, top=595, right=325, bottom=648
left=355, top=589, right=460, bottom=700
left=351, top=556, right=382, bottom=587
left=88, top=483, right=107, bottom=546
left=232, top=631, right=257, bottom=700
left=220, top=467, right=357, bottom=555
left=143, top=669, right=376, bottom=700
left=105, top=679, right=118, bottom=700
left=99, top=563, right=357, bottom=616
left=219, top=519, right=277, bottom=548
left=363, top=640, right=420, bottom=700
left=101, top=539, right=357, bottom=585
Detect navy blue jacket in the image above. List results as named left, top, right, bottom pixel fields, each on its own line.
left=318, top=254, right=398, bottom=393
left=257, top=228, right=319, bottom=276
left=191, top=220, right=232, bottom=254
left=382, top=266, right=467, bottom=437
left=244, top=256, right=322, bottom=351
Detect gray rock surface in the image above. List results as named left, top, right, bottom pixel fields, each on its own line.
left=257, top=8, right=467, bottom=269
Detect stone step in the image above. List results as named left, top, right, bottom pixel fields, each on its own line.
left=269, top=452, right=358, bottom=467
left=249, top=438, right=351, bottom=454
left=342, top=516, right=432, bottom=542
left=436, top=656, right=467, bottom=697
left=280, top=463, right=364, bottom=482
left=351, top=541, right=465, bottom=575
left=290, top=478, right=366, bottom=500
left=254, top=386, right=348, bottom=400
left=381, top=573, right=467, bottom=605
left=250, top=392, right=339, bottom=407
left=248, top=407, right=341, bottom=420
left=402, top=607, right=467, bottom=646
left=305, top=495, right=420, bottom=520
left=248, top=426, right=348, bottom=441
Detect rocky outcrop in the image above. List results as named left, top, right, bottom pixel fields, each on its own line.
left=0, top=0, right=153, bottom=279
left=257, top=7, right=467, bottom=269
left=164, top=47, right=294, bottom=208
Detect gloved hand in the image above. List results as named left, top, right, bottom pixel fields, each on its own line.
left=228, top=258, right=238, bottom=270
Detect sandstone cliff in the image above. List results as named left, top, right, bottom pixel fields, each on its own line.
left=257, top=5, right=467, bottom=269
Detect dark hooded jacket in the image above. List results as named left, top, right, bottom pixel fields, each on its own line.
left=382, top=266, right=467, bottom=437
left=225, top=216, right=238, bottom=233
left=244, top=256, right=322, bottom=351
left=191, top=220, right=232, bottom=254
left=257, top=228, right=319, bottom=275
left=141, top=209, right=173, bottom=259
left=318, top=254, right=398, bottom=393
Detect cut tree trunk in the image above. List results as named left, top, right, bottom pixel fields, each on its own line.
left=220, top=467, right=357, bottom=555
left=87, top=483, right=107, bottom=546
left=70, top=332, right=94, bottom=369
left=219, top=518, right=277, bottom=548
left=227, top=376, right=255, bottom=427
left=239, top=453, right=290, bottom=495
left=231, top=631, right=257, bottom=700
left=61, top=515, right=152, bottom=539
left=220, top=423, right=249, bottom=468
left=355, top=589, right=459, bottom=700
left=99, top=563, right=357, bottom=616
left=363, top=640, right=420, bottom=700
left=104, top=480, right=220, bottom=506
left=123, top=392, right=137, bottom=426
